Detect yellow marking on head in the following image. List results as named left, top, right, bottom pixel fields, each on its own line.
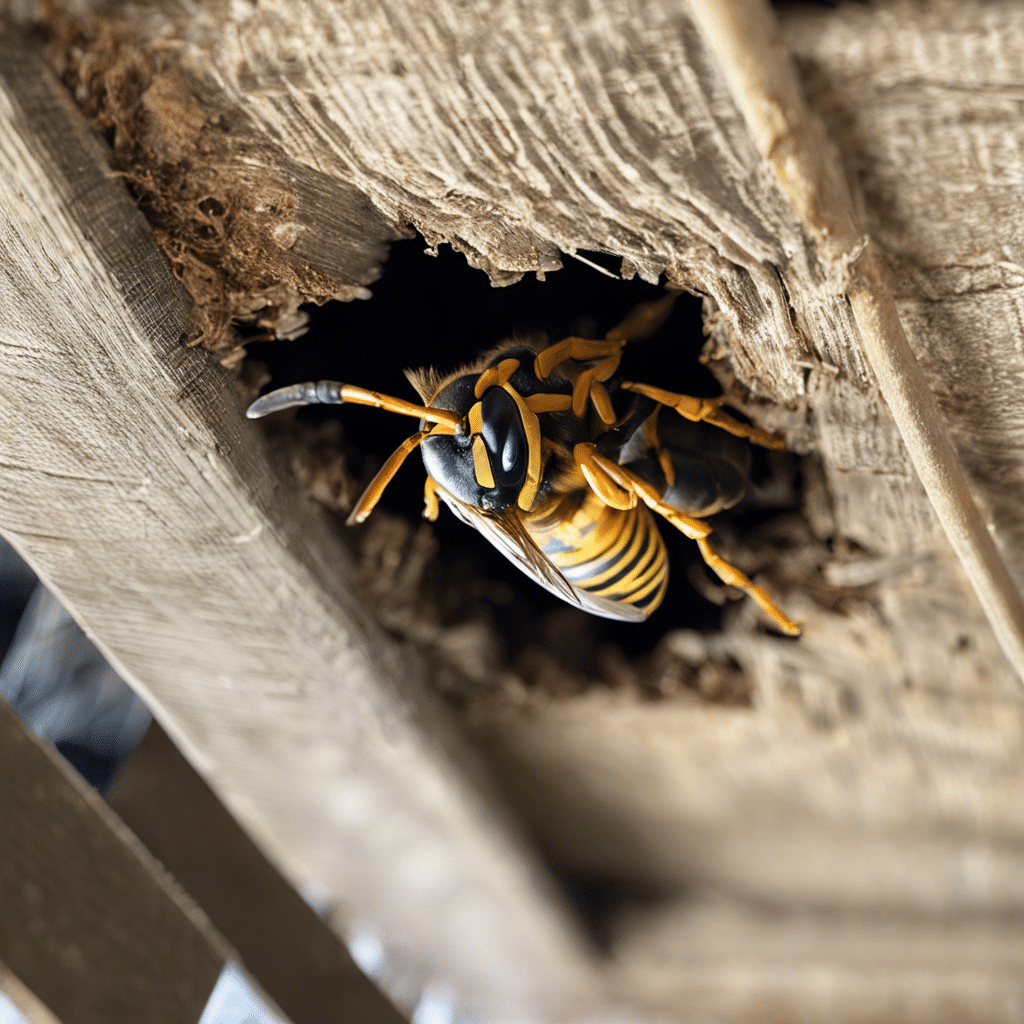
left=501, top=384, right=543, bottom=511
left=468, top=402, right=484, bottom=436
left=472, top=436, right=495, bottom=488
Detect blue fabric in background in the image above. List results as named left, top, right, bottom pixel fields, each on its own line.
left=0, top=540, right=297, bottom=1023
left=0, top=541, right=431, bottom=1024
left=0, top=541, right=151, bottom=792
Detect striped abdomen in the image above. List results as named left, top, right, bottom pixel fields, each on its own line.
left=525, top=490, right=669, bottom=618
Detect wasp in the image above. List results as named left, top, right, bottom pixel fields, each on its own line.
left=247, top=294, right=800, bottom=634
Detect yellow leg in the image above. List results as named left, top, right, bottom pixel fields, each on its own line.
left=346, top=431, right=426, bottom=526
left=423, top=476, right=441, bottom=521
left=620, top=382, right=785, bottom=450
left=696, top=538, right=801, bottom=636
left=585, top=449, right=712, bottom=540
left=573, top=443, right=636, bottom=510
left=578, top=445, right=800, bottom=634
left=525, top=393, right=573, bottom=414
left=534, top=339, right=623, bottom=418
left=528, top=292, right=679, bottom=423
left=643, top=408, right=676, bottom=487
left=531, top=291, right=680, bottom=421
left=590, top=382, right=616, bottom=424
left=605, top=290, right=679, bottom=342
left=534, top=336, right=625, bottom=382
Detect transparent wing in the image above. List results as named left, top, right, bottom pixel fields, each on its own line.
left=438, top=491, right=648, bottom=623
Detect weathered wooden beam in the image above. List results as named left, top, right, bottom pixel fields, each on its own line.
left=0, top=560, right=406, bottom=1023
left=0, top=698, right=231, bottom=1024
left=31, top=0, right=1023, bottom=696
left=0, top=32, right=603, bottom=1022
left=108, top=723, right=407, bottom=1024
left=8, top=1, right=1024, bottom=1019
left=686, top=0, right=1024, bottom=682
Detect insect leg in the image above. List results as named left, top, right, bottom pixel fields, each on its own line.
left=573, top=443, right=636, bottom=510
left=533, top=338, right=623, bottom=418
left=590, top=382, right=617, bottom=424
left=536, top=291, right=680, bottom=384
left=580, top=447, right=712, bottom=540
left=620, top=382, right=785, bottom=450
left=346, top=431, right=427, bottom=526
left=643, top=408, right=677, bottom=487
left=604, top=290, right=679, bottom=342
left=423, top=476, right=441, bottom=521
left=695, top=538, right=802, bottom=636
left=577, top=442, right=800, bottom=633
left=534, top=336, right=625, bottom=381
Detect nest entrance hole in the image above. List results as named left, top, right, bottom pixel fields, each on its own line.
left=245, top=237, right=799, bottom=674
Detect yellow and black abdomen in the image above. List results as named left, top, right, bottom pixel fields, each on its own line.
left=525, top=490, right=669, bottom=618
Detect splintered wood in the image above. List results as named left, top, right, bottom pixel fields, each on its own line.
left=0, top=34, right=601, bottom=1024
left=2, top=1, right=1024, bottom=1022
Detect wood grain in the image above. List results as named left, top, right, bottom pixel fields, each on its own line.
left=38, top=0, right=1021, bottom=680
left=0, top=698, right=229, bottom=1024
left=686, top=0, right=1024, bottom=680
left=0, top=33, right=603, bottom=1023
left=6, top=0, right=1024, bottom=1019
left=108, top=722, right=408, bottom=1024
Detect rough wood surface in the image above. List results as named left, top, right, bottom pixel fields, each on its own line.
left=687, top=0, right=1024, bottom=680
left=0, top=34, right=604, bottom=1023
left=5, top=0, right=1024, bottom=1020
left=0, top=698, right=230, bottom=1024
left=108, top=723, right=408, bottom=1024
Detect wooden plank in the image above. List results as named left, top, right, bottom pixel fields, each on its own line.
left=0, top=31, right=602, bottom=1023
left=0, top=565, right=403, bottom=1022
left=8, top=1, right=1024, bottom=1019
left=0, top=963, right=63, bottom=1024
left=108, top=724, right=408, bottom=1024
left=0, top=698, right=229, bottom=1024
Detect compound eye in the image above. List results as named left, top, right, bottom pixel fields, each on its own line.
left=480, top=387, right=528, bottom=489
left=501, top=423, right=524, bottom=473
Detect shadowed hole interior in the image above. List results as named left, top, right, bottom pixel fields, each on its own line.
left=245, top=237, right=797, bottom=662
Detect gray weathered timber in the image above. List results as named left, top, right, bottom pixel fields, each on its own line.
left=7, top=1, right=1024, bottom=1020
left=37, top=0, right=1023, bottom=682
left=0, top=697, right=230, bottom=1024
left=0, top=36, right=604, bottom=1022
left=686, top=0, right=1024, bottom=680
left=108, top=723, right=408, bottom=1024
